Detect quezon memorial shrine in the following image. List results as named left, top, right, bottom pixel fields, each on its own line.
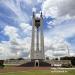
left=28, top=12, right=71, bottom=67
left=0, top=12, right=72, bottom=68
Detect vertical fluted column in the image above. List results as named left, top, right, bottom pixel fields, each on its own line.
left=40, top=12, right=45, bottom=59
left=36, top=27, right=39, bottom=52
left=31, top=12, right=35, bottom=60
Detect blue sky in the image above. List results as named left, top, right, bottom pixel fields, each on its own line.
left=0, top=0, right=75, bottom=59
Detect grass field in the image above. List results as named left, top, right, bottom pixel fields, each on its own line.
left=0, top=69, right=75, bottom=75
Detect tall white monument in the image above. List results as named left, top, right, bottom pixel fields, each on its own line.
left=31, top=12, right=45, bottom=66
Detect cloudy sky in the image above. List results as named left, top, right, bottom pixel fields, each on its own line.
left=0, top=0, right=75, bottom=60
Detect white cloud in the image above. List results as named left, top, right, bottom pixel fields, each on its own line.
left=20, top=23, right=32, bottom=31
left=24, top=0, right=41, bottom=6
left=4, top=25, right=19, bottom=40
left=42, top=0, right=75, bottom=57
left=1, top=0, right=30, bottom=22
left=24, top=0, right=34, bottom=5
left=10, top=36, right=31, bottom=59
left=0, top=42, right=17, bottom=60
left=32, top=7, right=37, bottom=12
left=0, top=25, right=31, bottom=60
left=15, top=37, right=31, bottom=51
left=44, top=22, right=75, bottom=57
left=42, top=0, right=75, bottom=18
left=1, top=24, right=74, bottom=59
left=44, top=36, right=71, bottom=57
left=37, top=0, right=45, bottom=3
left=70, top=52, right=75, bottom=56
left=49, top=24, right=75, bottom=39
left=1, top=0, right=75, bottom=59
left=19, top=22, right=32, bottom=37
left=0, top=37, right=31, bottom=60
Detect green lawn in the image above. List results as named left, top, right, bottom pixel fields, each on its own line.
left=0, top=70, right=75, bottom=75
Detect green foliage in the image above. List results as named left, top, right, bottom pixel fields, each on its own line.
left=0, top=60, right=4, bottom=68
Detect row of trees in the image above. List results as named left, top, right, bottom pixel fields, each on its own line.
left=60, top=56, right=75, bottom=65
left=0, top=60, right=4, bottom=68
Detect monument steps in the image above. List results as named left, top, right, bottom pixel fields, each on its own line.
left=18, top=61, right=51, bottom=67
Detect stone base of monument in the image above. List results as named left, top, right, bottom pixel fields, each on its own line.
left=18, top=60, right=51, bottom=67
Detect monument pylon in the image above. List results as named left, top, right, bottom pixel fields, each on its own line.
left=31, top=12, right=45, bottom=66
